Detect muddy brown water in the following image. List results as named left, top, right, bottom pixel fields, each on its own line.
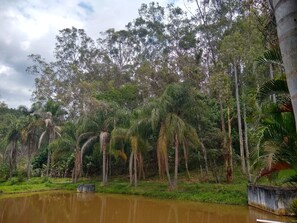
left=0, top=191, right=291, bottom=223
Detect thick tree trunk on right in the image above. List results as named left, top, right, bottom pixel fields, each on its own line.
left=272, top=0, right=297, bottom=130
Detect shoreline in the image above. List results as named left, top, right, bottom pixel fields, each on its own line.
left=0, top=177, right=248, bottom=205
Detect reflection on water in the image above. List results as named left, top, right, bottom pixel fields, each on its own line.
left=0, top=191, right=289, bottom=223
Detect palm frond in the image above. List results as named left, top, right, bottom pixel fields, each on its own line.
left=81, top=136, right=98, bottom=156
left=282, top=174, right=297, bottom=186
left=38, top=130, right=48, bottom=149
left=256, top=48, right=283, bottom=67
left=77, top=132, right=95, bottom=144
left=257, top=79, right=288, bottom=103
left=165, top=113, right=186, bottom=142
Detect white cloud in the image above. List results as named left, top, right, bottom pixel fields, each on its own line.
left=0, top=65, right=12, bottom=77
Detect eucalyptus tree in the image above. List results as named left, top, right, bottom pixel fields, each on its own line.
left=165, top=4, right=204, bottom=86
left=208, top=71, right=234, bottom=182
left=27, top=27, right=101, bottom=118
left=218, top=14, right=265, bottom=176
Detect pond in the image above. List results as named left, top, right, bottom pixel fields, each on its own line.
left=0, top=191, right=290, bottom=223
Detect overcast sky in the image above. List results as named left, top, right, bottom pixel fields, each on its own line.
left=0, top=0, right=195, bottom=109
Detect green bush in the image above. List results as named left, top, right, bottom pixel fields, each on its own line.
left=16, top=170, right=26, bottom=182
left=0, top=163, right=9, bottom=182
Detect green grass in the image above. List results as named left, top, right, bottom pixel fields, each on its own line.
left=0, top=172, right=248, bottom=205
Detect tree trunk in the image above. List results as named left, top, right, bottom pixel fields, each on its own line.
left=73, top=149, right=81, bottom=183
left=27, top=140, right=31, bottom=180
left=233, top=62, right=246, bottom=174
left=183, top=142, right=190, bottom=179
left=157, top=123, right=166, bottom=179
left=173, top=133, right=179, bottom=189
left=9, top=139, right=17, bottom=178
left=102, top=146, right=107, bottom=185
left=138, top=153, right=145, bottom=180
left=46, top=129, right=55, bottom=178
left=227, top=104, right=233, bottom=183
left=134, top=151, right=137, bottom=187
left=220, top=99, right=230, bottom=182
left=243, top=103, right=252, bottom=182
left=272, top=0, right=297, bottom=131
left=270, top=64, right=277, bottom=103
left=100, top=131, right=109, bottom=185
left=165, top=154, right=172, bottom=189
left=200, top=141, right=209, bottom=176
left=157, top=147, right=164, bottom=179
left=129, top=153, right=133, bottom=186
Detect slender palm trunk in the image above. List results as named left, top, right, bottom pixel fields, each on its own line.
left=102, top=147, right=107, bottom=185
left=272, top=0, right=297, bottom=131
left=173, top=133, right=179, bottom=189
left=46, top=149, right=51, bottom=177
left=73, top=149, right=81, bottom=183
left=157, top=147, right=163, bottom=179
left=10, top=139, right=17, bottom=178
left=129, top=153, right=133, bottom=185
left=134, top=151, right=137, bottom=187
left=157, top=124, right=166, bottom=179
left=233, top=62, right=246, bottom=174
left=183, top=142, right=190, bottom=179
left=27, top=140, right=31, bottom=180
left=165, top=154, right=172, bottom=189
left=46, top=129, right=54, bottom=177
left=100, top=131, right=109, bottom=185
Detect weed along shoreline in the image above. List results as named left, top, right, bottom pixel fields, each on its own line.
left=0, top=176, right=248, bottom=206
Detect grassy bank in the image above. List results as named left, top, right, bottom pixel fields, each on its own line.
left=0, top=173, right=248, bottom=205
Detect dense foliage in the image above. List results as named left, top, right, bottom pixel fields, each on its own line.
left=1, top=0, right=296, bottom=189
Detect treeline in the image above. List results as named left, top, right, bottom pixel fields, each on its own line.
left=1, top=1, right=296, bottom=188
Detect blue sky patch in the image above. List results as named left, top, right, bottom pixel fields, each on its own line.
left=78, top=2, right=94, bottom=13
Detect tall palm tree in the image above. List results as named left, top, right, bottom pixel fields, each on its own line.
left=151, top=83, right=201, bottom=189
left=49, top=120, right=96, bottom=182
left=83, top=101, right=127, bottom=185
left=21, top=116, right=41, bottom=179
left=38, top=112, right=61, bottom=177
left=1, top=115, right=26, bottom=178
